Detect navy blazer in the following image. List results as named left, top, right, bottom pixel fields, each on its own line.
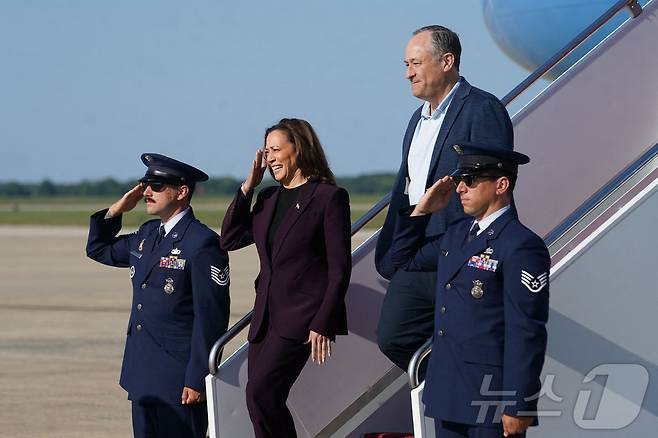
left=392, top=208, right=550, bottom=426
left=375, top=77, right=514, bottom=279
left=220, top=181, right=352, bottom=341
left=86, top=208, right=230, bottom=404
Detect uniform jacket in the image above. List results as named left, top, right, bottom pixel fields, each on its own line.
left=392, top=208, right=550, bottom=426
left=375, top=77, right=514, bottom=280
left=220, top=181, right=351, bottom=341
left=86, top=208, right=230, bottom=404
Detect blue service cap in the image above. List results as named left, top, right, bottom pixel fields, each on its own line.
left=450, top=142, right=529, bottom=177
left=138, top=153, right=209, bottom=185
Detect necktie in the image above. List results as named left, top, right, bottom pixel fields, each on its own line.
left=155, top=225, right=165, bottom=247
left=467, top=222, right=480, bottom=243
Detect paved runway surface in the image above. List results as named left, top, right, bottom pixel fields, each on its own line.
left=0, top=226, right=372, bottom=437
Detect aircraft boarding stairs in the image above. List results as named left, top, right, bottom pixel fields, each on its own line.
left=206, top=1, right=658, bottom=436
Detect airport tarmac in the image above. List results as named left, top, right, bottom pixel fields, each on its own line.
left=0, top=226, right=372, bottom=437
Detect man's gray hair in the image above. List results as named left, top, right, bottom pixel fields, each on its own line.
left=413, top=25, right=461, bottom=70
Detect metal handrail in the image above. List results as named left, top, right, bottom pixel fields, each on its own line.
left=350, top=192, right=392, bottom=235
left=207, top=312, right=252, bottom=374
left=408, top=0, right=643, bottom=390
left=208, top=191, right=393, bottom=374
left=407, top=338, right=433, bottom=389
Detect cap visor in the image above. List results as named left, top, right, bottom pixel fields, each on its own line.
left=138, top=175, right=181, bottom=185
left=450, top=168, right=479, bottom=177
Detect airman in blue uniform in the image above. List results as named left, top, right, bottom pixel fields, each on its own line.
left=392, top=144, right=550, bottom=437
left=86, top=153, right=230, bottom=438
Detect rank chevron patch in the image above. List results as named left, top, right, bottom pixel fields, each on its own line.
left=521, top=270, right=548, bottom=293
left=211, top=265, right=230, bottom=286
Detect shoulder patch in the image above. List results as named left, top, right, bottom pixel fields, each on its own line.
left=210, top=265, right=229, bottom=286
left=521, top=270, right=548, bottom=293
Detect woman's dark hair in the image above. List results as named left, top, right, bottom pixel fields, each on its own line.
left=264, top=118, right=336, bottom=185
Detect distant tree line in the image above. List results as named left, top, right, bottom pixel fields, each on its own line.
left=0, top=173, right=396, bottom=197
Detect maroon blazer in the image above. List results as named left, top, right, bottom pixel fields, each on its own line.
left=221, top=181, right=351, bottom=341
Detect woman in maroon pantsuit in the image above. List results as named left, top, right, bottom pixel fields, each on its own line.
left=220, top=118, right=352, bottom=438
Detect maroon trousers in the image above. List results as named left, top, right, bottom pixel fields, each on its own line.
left=246, top=328, right=311, bottom=438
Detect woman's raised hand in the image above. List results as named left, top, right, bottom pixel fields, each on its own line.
left=241, top=149, right=267, bottom=195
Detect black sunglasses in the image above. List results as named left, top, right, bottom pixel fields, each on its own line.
left=144, top=182, right=181, bottom=192
left=452, top=174, right=499, bottom=188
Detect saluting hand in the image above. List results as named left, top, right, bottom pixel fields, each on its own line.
left=306, top=330, right=331, bottom=364
left=412, top=176, right=455, bottom=216
left=107, top=183, right=145, bottom=218
left=241, top=149, right=267, bottom=195
left=181, top=386, right=205, bottom=405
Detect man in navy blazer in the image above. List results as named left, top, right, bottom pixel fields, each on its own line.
left=392, top=144, right=549, bottom=437
left=376, top=25, right=514, bottom=372
left=86, top=154, right=230, bottom=438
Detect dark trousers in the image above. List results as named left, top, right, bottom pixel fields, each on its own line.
left=131, top=401, right=208, bottom=438
left=435, top=419, right=526, bottom=438
left=377, top=269, right=436, bottom=372
left=246, top=328, right=311, bottom=438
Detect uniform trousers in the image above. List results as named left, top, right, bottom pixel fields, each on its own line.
left=131, top=401, right=208, bottom=438
left=435, top=419, right=526, bottom=438
left=377, top=269, right=437, bottom=372
left=246, top=327, right=312, bottom=438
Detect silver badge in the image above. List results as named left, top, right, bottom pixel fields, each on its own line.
left=164, top=278, right=175, bottom=294
left=487, top=229, right=494, bottom=236
left=129, top=266, right=135, bottom=279
left=171, top=232, right=178, bottom=239
left=171, top=248, right=181, bottom=255
left=471, top=280, right=484, bottom=299
left=484, top=247, right=494, bottom=255
left=453, top=144, right=463, bottom=154
left=138, top=239, right=145, bottom=252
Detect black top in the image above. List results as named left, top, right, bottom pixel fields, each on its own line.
left=267, top=184, right=305, bottom=255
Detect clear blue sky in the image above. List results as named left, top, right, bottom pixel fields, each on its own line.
left=1, top=1, right=532, bottom=183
